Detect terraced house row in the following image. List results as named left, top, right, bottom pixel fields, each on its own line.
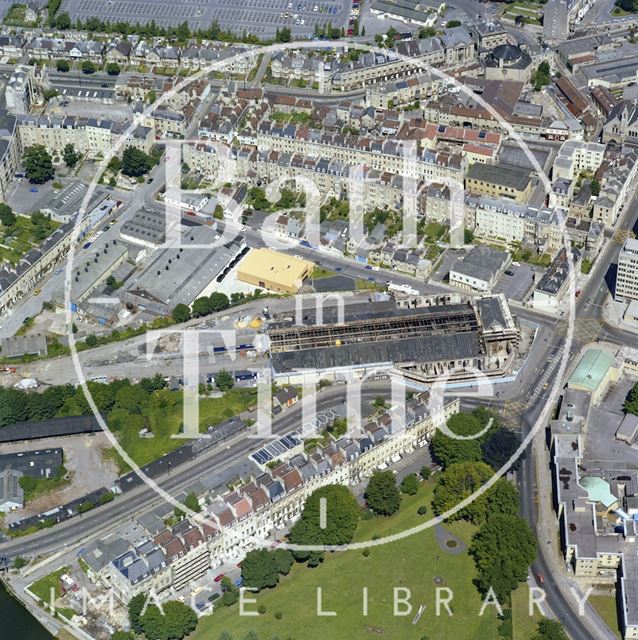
left=81, top=392, right=458, bottom=603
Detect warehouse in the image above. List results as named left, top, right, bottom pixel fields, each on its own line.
left=237, top=248, right=314, bottom=294
left=466, top=162, right=533, bottom=203
left=268, top=294, right=519, bottom=383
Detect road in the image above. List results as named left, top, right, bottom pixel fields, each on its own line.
left=0, top=383, right=387, bottom=557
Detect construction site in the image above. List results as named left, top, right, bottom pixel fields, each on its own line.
left=267, top=293, right=521, bottom=384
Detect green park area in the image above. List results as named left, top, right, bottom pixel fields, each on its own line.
left=104, top=386, right=258, bottom=471
left=193, top=481, right=502, bottom=640
left=0, top=377, right=257, bottom=473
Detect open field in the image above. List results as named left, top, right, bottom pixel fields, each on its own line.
left=105, top=388, right=257, bottom=470
left=192, top=482, right=501, bottom=640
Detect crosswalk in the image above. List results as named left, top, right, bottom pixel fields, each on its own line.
left=530, top=347, right=564, bottom=400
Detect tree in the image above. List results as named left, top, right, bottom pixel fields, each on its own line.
left=55, top=11, right=71, bottom=28
left=56, top=59, right=70, bottom=72
left=626, top=382, right=638, bottom=416
left=81, top=60, right=96, bottom=74
left=215, top=369, right=234, bottom=392
left=128, top=593, right=146, bottom=634
left=191, top=296, right=212, bottom=317
left=140, top=600, right=197, bottom=640
left=111, top=632, right=134, bottom=640
left=469, top=513, right=537, bottom=603
left=420, top=465, right=431, bottom=480
left=12, top=556, right=28, bottom=569
left=273, top=548, right=293, bottom=575
left=171, top=303, right=191, bottom=323
left=532, top=619, right=569, bottom=640
left=63, top=143, right=81, bottom=168
left=482, top=428, right=521, bottom=470
left=184, top=492, right=201, bottom=513
left=0, top=203, right=16, bottom=227
left=419, top=26, right=437, bottom=38
left=532, top=61, right=551, bottom=91
left=115, top=384, right=149, bottom=414
left=431, top=430, right=482, bottom=468
left=400, top=474, right=419, bottom=495
left=590, top=177, right=601, bottom=196
left=486, top=479, right=521, bottom=518
left=241, top=549, right=280, bottom=591
left=30, top=211, right=53, bottom=240
left=446, top=19, right=462, bottom=27
left=208, top=292, right=230, bottom=312
left=289, top=485, right=360, bottom=563
left=85, top=334, right=98, bottom=347
left=432, top=461, right=493, bottom=524
left=365, top=470, right=401, bottom=516
left=24, top=145, right=54, bottom=184
left=106, top=62, right=121, bottom=76
left=121, top=147, right=153, bottom=177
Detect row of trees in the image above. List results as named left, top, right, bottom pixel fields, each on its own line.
left=0, top=374, right=166, bottom=428
left=430, top=408, right=522, bottom=472
left=55, top=59, right=121, bottom=75
left=428, top=409, right=537, bottom=605
left=48, top=13, right=264, bottom=45
left=171, top=292, right=231, bottom=323
left=22, top=143, right=81, bottom=185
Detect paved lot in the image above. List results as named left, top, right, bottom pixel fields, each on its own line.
left=3, top=433, right=119, bottom=524
left=60, top=0, right=350, bottom=37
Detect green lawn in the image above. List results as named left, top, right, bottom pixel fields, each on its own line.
left=192, top=481, right=501, bottom=640
left=29, top=567, right=70, bottom=604
left=106, top=388, right=257, bottom=469
left=312, top=266, right=337, bottom=280
left=271, top=110, right=312, bottom=125
left=590, top=595, right=622, bottom=640
left=512, top=584, right=541, bottom=640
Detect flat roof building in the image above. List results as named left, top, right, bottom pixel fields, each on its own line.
left=466, top=162, right=533, bottom=203
left=567, top=348, right=618, bottom=404
left=449, top=245, right=510, bottom=293
left=616, top=238, right=638, bottom=304
left=237, top=248, right=314, bottom=294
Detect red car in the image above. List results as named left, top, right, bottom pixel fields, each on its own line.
left=536, top=573, right=545, bottom=584
left=213, top=573, right=225, bottom=583
left=185, top=210, right=196, bottom=217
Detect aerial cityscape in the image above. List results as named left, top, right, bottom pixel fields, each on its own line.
left=1, top=1, right=638, bottom=639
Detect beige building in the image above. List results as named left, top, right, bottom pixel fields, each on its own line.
left=237, top=249, right=314, bottom=294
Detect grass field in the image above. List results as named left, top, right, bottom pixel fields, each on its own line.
left=106, top=388, right=257, bottom=470
left=29, top=567, right=70, bottom=605
left=512, top=584, right=542, bottom=640
left=192, top=482, right=501, bottom=640
left=590, top=595, right=622, bottom=640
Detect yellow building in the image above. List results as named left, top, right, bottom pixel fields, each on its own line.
left=237, top=249, right=314, bottom=294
